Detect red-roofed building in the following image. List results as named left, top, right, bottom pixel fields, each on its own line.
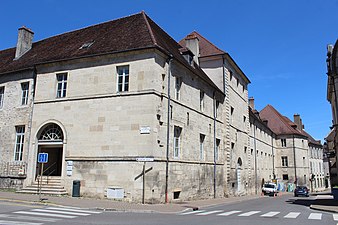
left=0, top=12, right=227, bottom=203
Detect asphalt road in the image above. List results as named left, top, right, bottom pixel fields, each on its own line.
left=0, top=194, right=336, bottom=225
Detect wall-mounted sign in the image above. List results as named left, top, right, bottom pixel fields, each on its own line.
left=140, top=126, right=151, bottom=134
left=136, top=157, right=154, bottom=162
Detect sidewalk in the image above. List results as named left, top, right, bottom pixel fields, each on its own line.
left=0, top=191, right=260, bottom=213
left=309, top=194, right=338, bottom=213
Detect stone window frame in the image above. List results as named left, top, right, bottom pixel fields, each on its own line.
left=175, top=76, right=182, bottom=100
left=281, top=156, right=288, bottom=167
left=199, top=90, right=205, bottom=112
left=199, top=133, right=205, bottom=161
left=173, top=126, right=182, bottom=159
left=117, top=65, right=129, bottom=92
left=21, top=82, right=29, bottom=105
left=216, top=138, right=220, bottom=161
left=281, top=138, right=287, bottom=147
left=56, top=72, right=68, bottom=98
left=0, top=86, right=4, bottom=109
left=14, top=125, right=25, bottom=161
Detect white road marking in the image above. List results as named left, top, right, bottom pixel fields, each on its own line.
left=32, top=209, right=90, bottom=216
left=0, top=214, right=59, bottom=222
left=217, top=210, right=242, bottom=216
left=333, top=214, right=338, bottom=221
left=284, top=212, right=300, bottom=219
left=46, top=207, right=101, bottom=214
left=238, top=211, right=261, bottom=217
left=308, top=213, right=322, bottom=220
left=13, top=211, right=77, bottom=218
left=0, top=220, right=42, bottom=225
left=180, top=210, right=206, bottom=215
left=196, top=210, right=223, bottom=215
left=260, top=211, right=280, bottom=217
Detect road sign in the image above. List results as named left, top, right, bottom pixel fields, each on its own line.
left=136, top=157, right=154, bottom=162
left=38, top=153, right=48, bottom=163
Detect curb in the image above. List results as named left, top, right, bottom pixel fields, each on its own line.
left=310, top=205, right=338, bottom=213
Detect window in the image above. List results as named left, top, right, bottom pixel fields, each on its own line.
left=14, top=126, right=25, bottom=161
left=56, top=73, right=68, bottom=98
left=186, top=112, right=189, bottom=125
left=175, top=77, right=182, bottom=100
left=281, top=156, right=288, bottom=167
left=21, top=82, right=29, bottom=105
left=244, top=146, right=247, bottom=153
left=282, top=174, right=289, bottom=180
left=200, top=134, right=205, bottom=160
left=281, top=139, right=286, bottom=147
left=0, top=86, right=4, bottom=108
left=216, top=139, right=220, bottom=160
left=229, top=70, right=233, bottom=81
left=200, top=91, right=204, bottom=112
left=173, top=126, right=182, bottom=158
left=117, top=66, right=129, bottom=92
left=215, top=100, right=220, bottom=118
left=231, top=142, right=235, bottom=150
left=303, top=157, right=306, bottom=166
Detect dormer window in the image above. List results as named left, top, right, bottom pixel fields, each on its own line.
left=179, top=47, right=194, bottom=66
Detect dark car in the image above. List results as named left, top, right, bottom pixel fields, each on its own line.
left=294, top=186, right=309, bottom=197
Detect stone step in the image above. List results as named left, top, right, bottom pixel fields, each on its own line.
left=27, top=185, right=66, bottom=189
left=17, top=190, right=68, bottom=195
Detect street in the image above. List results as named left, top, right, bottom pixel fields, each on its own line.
left=0, top=193, right=336, bottom=225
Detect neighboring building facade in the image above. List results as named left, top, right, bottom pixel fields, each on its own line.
left=248, top=99, right=275, bottom=194
left=326, top=39, right=338, bottom=187
left=0, top=27, right=35, bottom=189
left=180, top=31, right=251, bottom=196
left=259, top=105, right=310, bottom=187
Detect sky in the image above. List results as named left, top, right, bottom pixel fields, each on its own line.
left=1, top=0, right=337, bottom=141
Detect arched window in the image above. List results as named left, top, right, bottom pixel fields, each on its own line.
left=38, top=124, right=64, bottom=142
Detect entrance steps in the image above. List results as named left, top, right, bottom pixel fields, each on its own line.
left=17, top=176, right=68, bottom=195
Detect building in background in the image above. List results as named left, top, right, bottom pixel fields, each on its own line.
left=326, top=39, right=338, bottom=187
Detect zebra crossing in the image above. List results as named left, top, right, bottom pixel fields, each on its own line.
left=179, top=209, right=337, bottom=221
left=0, top=206, right=101, bottom=224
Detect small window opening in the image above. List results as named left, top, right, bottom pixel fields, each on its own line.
left=173, top=191, right=180, bottom=199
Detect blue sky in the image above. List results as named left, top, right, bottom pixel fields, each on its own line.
left=1, top=0, right=338, bottom=141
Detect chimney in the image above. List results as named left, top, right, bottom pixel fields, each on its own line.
left=293, top=114, right=304, bottom=130
left=185, top=33, right=200, bottom=65
left=15, top=26, right=34, bottom=60
left=249, top=97, right=255, bottom=109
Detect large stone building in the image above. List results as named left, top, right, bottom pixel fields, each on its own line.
left=0, top=12, right=325, bottom=203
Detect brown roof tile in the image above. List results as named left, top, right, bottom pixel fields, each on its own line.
left=0, top=12, right=223, bottom=94
left=179, top=31, right=225, bottom=57
left=259, top=104, right=306, bottom=137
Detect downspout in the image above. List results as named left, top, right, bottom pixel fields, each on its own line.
left=253, top=123, right=258, bottom=194
left=293, top=135, right=297, bottom=185
left=272, top=134, right=275, bottom=179
left=213, top=92, right=217, bottom=198
left=165, top=55, right=173, bottom=203
left=28, top=68, right=37, bottom=179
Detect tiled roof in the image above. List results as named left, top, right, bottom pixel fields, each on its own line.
left=259, top=104, right=306, bottom=137
left=179, top=31, right=225, bottom=57
left=301, top=129, right=322, bottom=146
left=179, top=31, right=250, bottom=84
left=0, top=12, right=223, bottom=94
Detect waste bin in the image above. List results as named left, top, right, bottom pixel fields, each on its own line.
left=72, top=180, right=80, bottom=197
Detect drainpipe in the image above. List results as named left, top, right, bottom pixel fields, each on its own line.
left=272, top=134, right=275, bottom=179
left=293, top=135, right=297, bottom=185
left=213, top=92, right=217, bottom=198
left=165, top=55, right=173, bottom=203
left=253, top=124, right=258, bottom=194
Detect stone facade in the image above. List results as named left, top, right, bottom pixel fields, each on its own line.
left=0, top=70, right=34, bottom=189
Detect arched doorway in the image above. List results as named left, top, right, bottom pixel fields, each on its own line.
left=36, top=123, right=64, bottom=177
left=237, top=158, right=242, bottom=192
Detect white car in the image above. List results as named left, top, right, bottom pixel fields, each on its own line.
left=262, top=183, right=278, bottom=196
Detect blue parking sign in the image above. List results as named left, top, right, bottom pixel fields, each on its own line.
left=38, top=153, right=48, bottom=163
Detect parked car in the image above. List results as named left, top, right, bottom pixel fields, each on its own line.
left=294, top=186, right=309, bottom=197
left=262, top=183, right=278, bottom=196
